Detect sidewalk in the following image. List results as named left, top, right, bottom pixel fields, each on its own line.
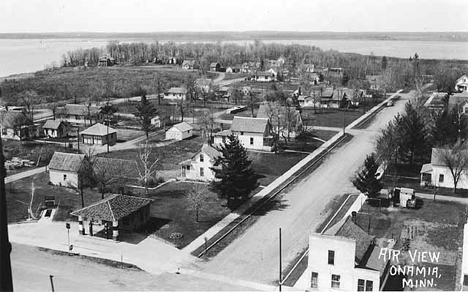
left=418, top=192, right=468, bottom=205
left=5, top=166, right=47, bottom=183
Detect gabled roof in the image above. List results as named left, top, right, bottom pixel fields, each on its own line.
left=420, top=163, right=433, bottom=174
left=43, top=119, right=66, bottom=130
left=335, top=216, right=375, bottom=264
left=210, top=62, right=220, bottom=67
left=457, top=75, right=468, bottom=82
left=71, top=194, right=152, bottom=221
left=199, top=144, right=222, bottom=160
left=80, top=123, right=117, bottom=136
left=167, top=87, right=188, bottom=94
left=256, top=71, right=274, bottom=77
left=231, top=116, right=269, bottom=133
left=214, top=129, right=232, bottom=137
left=448, top=91, right=468, bottom=111
left=321, top=87, right=334, bottom=98
left=169, top=122, right=193, bottom=132
left=48, top=152, right=85, bottom=172
left=182, top=60, right=195, bottom=66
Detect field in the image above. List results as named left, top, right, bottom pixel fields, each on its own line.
left=301, top=108, right=365, bottom=128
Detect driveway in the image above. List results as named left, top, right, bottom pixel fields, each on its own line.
left=188, top=92, right=414, bottom=285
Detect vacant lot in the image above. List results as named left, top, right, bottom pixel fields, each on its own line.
left=302, top=108, right=365, bottom=128
left=140, top=181, right=230, bottom=248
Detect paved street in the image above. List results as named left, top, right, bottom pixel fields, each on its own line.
left=190, top=92, right=413, bottom=285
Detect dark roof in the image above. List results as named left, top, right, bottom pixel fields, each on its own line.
left=335, top=217, right=375, bottom=264
left=167, top=87, right=188, bottom=94
left=231, top=117, right=269, bottom=133
left=70, top=194, right=152, bottom=221
left=43, top=120, right=66, bottom=130
left=358, top=245, right=389, bottom=274
left=48, top=152, right=85, bottom=172
left=80, top=123, right=117, bottom=136
left=0, top=111, right=33, bottom=128
left=94, top=157, right=138, bottom=179
left=256, top=71, right=274, bottom=77
left=210, top=62, right=220, bottom=67
left=321, top=87, right=334, bottom=98
left=57, top=104, right=101, bottom=116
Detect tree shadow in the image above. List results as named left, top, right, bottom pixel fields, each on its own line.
left=137, top=217, right=172, bottom=234
left=251, top=197, right=289, bottom=216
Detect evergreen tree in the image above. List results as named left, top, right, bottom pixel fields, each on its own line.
left=430, top=107, right=467, bottom=147
left=381, top=56, right=388, bottom=71
left=352, top=153, right=382, bottom=199
left=135, top=93, right=158, bottom=138
left=210, top=135, right=263, bottom=209
left=399, top=102, right=427, bottom=165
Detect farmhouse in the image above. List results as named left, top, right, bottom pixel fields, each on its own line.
left=71, top=194, right=153, bottom=241
left=230, top=116, right=273, bottom=151
left=455, top=75, right=468, bottom=92
left=420, top=147, right=468, bottom=189
left=0, top=111, right=36, bottom=140
left=179, top=144, right=221, bottom=181
left=307, top=217, right=390, bottom=291
left=48, top=152, right=85, bottom=188
left=56, top=104, right=103, bottom=125
left=210, top=62, right=221, bottom=72
left=43, top=120, right=69, bottom=138
left=80, top=123, right=117, bottom=146
left=165, top=122, right=193, bottom=140
left=165, top=87, right=188, bottom=100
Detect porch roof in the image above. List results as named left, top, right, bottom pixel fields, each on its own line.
left=420, top=163, right=433, bottom=174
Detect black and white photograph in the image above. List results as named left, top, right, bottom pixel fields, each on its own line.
left=1, top=0, right=468, bottom=291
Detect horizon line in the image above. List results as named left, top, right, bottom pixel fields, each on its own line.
left=1, top=30, right=468, bottom=34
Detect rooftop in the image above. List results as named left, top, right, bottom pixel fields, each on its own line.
left=80, top=123, right=117, bottom=136
left=71, top=194, right=153, bottom=222
left=231, top=116, right=269, bottom=133
left=167, top=87, right=188, bottom=94
left=170, top=122, right=193, bottom=132
left=48, top=152, right=85, bottom=172
left=43, top=119, right=66, bottom=130
left=335, top=216, right=375, bottom=264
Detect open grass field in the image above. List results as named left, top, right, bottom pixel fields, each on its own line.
left=141, top=181, right=230, bottom=248
left=302, top=108, right=365, bottom=128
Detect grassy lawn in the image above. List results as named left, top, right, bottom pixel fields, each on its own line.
left=6, top=172, right=102, bottom=223
left=115, top=128, right=145, bottom=142
left=311, top=129, right=339, bottom=141
left=355, top=199, right=464, bottom=291
left=140, top=181, right=230, bottom=248
left=302, top=109, right=364, bottom=128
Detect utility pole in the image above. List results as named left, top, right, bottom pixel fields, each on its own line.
left=279, top=228, right=282, bottom=292
left=0, top=137, right=14, bottom=292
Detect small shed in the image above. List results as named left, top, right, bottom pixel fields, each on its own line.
left=43, top=120, right=69, bottom=138
left=165, top=122, right=193, bottom=141
left=71, top=194, right=153, bottom=241
left=48, top=152, right=85, bottom=188
left=80, top=123, right=117, bottom=146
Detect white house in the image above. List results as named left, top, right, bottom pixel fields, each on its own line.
left=420, top=147, right=468, bottom=189
left=179, top=144, right=221, bottom=181
left=230, top=117, right=273, bottom=151
left=43, top=120, right=69, bottom=138
left=455, top=75, right=468, bottom=92
left=80, top=123, right=117, bottom=146
left=48, top=152, right=85, bottom=188
left=150, top=116, right=161, bottom=128
left=56, top=104, right=103, bottom=125
left=182, top=60, right=195, bottom=70
left=165, top=87, right=188, bottom=100
left=307, top=217, right=389, bottom=291
left=0, top=111, right=36, bottom=140
left=165, top=122, right=193, bottom=140
left=254, top=71, right=276, bottom=82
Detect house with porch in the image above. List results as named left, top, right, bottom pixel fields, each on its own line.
left=420, top=147, right=468, bottom=189
left=165, top=87, right=188, bottom=100
left=80, top=123, right=117, bottom=146
left=56, top=104, right=103, bottom=125
left=165, top=122, right=193, bottom=140
left=0, top=111, right=36, bottom=140
left=307, top=217, right=390, bottom=291
left=455, top=75, right=468, bottom=92
left=48, top=152, right=85, bottom=188
left=43, top=120, right=69, bottom=138
left=71, top=194, right=153, bottom=240
left=179, top=144, right=221, bottom=181
left=230, top=116, right=273, bottom=151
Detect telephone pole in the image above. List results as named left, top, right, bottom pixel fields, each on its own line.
left=0, top=137, right=14, bottom=292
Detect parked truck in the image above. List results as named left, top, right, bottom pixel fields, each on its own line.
left=393, top=187, right=416, bottom=208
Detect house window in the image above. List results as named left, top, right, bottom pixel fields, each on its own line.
left=331, top=274, right=340, bottom=288
left=63, top=174, right=67, bottom=181
left=439, top=174, right=444, bottom=183
left=250, top=137, right=254, bottom=145
left=240, top=131, right=244, bottom=135
left=328, top=250, right=335, bottom=265
left=200, top=154, right=204, bottom=162
left=358, top=279, right=365, bottom=291
left=464, top=275, right=468, bottom=286
left=311, top=272, right=318, bottom=288
left=200, top=167, right=204, bottom=177
left=358, top=279, right=373, bottom=291
left=366, top=280, right=373, bottom=291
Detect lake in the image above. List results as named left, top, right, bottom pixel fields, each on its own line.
left=1, top=38, right=468, bottom=78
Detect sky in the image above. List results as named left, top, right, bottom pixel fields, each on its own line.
left=1, top=0, right=467, bottom=33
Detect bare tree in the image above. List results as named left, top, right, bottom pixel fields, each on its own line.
left=185, top=184, right=209, bottom=222
left=136, top=142, right=159, bottom=195
left=18, top=90, right=41, bottom=121
left=152, top=73, right=165, bottom=105
left=438, top=141, right=468, bottom=193
left=199, top=109, right=215, bottom=143
left=68, top=149, right=96, bottom=208
left=93, top=157, right=119, bottom=199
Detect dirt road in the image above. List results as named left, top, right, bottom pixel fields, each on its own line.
left=192, top=92, right=413, bottom=285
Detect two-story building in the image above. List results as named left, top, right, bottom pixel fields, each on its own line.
left=230, top=116, right=273, bottom=151
left=455, top=75, right=468, bottom=92
left=179, top=144, right=221, bottom=181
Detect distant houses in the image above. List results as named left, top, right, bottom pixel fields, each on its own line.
left=0, top=111, right=36, bottom=140
left=182, top=60, right=196, bottom=70
left=165, top=122, right=193, bottom=141
left=165, top=87, right=188, bottom=100
left=80, top=123, right=117, bottom=146
left=56, top=104, right=103, bottom=125
left=179, top=144, right=221, bottom=181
